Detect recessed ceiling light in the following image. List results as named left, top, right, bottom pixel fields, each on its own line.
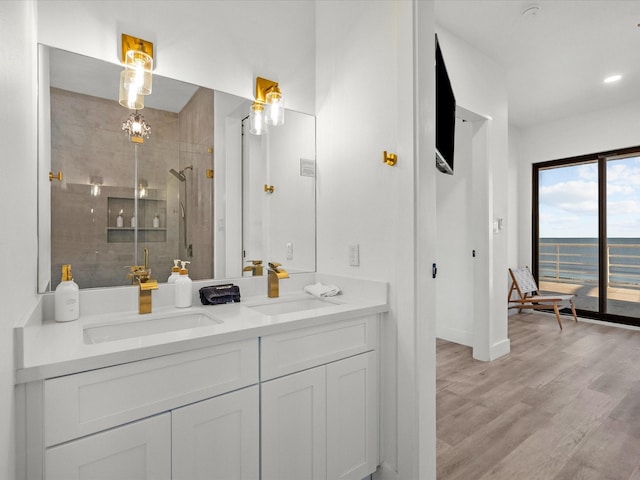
left=604, top=74, right=622, bottom=84
left=521, top=5, right=540, bottom=17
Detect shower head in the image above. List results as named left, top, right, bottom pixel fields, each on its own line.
left=169, top=168, right=186, bottom=182
left=169, top=165, right=193, bottom=182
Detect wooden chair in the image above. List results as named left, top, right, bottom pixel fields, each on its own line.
left=508, top=267, right=578, bottom=330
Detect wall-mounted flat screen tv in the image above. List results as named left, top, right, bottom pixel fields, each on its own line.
left=435, top=34, right=455, bottom=175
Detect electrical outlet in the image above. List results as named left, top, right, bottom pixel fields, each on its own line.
left=349, top=244, right=360, bottom=266
left=286, top=242, right=293, bottom=260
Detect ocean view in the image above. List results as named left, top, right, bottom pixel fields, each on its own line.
left=539, top=238, right=640, bottom=287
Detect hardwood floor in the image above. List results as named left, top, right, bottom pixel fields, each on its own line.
left=437, top=312, right=640, bottom=480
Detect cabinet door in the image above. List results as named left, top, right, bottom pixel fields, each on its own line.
left=172, top=386, right=259, bottom=480
left=45, top=413, right=170, bottom=480
left=261, top=366, right=326, bottom=480
left=327, top=351, right=378, bottom=480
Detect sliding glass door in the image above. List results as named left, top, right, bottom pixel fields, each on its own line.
left=605, top=155, right=640, bottom=317
left=534, top=147, right=640, bottom=326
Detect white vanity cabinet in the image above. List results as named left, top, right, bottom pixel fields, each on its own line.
left=19, top=313, right=381, bottom=480
left=45, top=386, right=260, bottom=480
left=260, top=316, right=379, bottom=480
left=45, top=413, right=171, bottom=480
left=27, top=339, right=260, bottom=480
left=172, top=385, right=259, bottom=480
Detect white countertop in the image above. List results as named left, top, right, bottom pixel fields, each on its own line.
left=14, top=273, right=388, bottom=384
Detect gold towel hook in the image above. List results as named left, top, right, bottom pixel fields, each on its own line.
left=383, top=151, right=397, bottom=166
left=49, top=171, right=63, bottom=182
left=264, top=184, right=275, bottom=194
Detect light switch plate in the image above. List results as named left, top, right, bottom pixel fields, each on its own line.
left=286, top=242, right=293, bottom=260
left=349, top=244, right=360, bottom=266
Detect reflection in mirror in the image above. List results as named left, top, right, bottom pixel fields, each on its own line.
left=39, top=46, right=316, bottom=292
left=45, top=47, right=213, bottom=291
left=242, top=111, right=316, bottom=275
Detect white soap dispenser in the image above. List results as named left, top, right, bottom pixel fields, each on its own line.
left=153, top=212, right=160, bottom=228
left=168, top=259, right=181, bottom=283
left=55, top=264, right=80, bottom=322
left=116, top=209, right=124, bottom=227
left=174, top=261, right=192, bottom=308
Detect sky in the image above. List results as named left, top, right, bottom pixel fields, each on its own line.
left=539, top=156, right=640, bottom=238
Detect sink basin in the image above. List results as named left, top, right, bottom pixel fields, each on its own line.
left=248, top=297, right=338, bottom=316
left=83, top=310, right=222, bottom=344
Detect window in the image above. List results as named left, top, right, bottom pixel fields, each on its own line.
left=533, top=146, right=640, bottom=326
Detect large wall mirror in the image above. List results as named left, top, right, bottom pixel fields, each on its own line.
left=38, top=46, right=316, bottom=293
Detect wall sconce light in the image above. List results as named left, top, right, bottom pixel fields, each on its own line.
left=119, top=71, right=145, bottom=110
left=118, top=33, right=154, bottom=109
left=249, top=102, right=267, bottom=135
left=122, top=111, right=151, bottom=143
left=90, top=176, right=103, bottom=197
left=249, top=76, right=285, bottom=135
left=138, top=180, right=148, bottom=199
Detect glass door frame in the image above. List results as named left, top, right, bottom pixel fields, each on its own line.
left=532, top=145, right=640, bottom=328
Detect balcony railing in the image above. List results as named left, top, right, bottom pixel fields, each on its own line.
left=539, top=240, right=640, bottom=290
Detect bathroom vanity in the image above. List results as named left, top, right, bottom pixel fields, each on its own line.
left=15, top=274, right=387, bottom=480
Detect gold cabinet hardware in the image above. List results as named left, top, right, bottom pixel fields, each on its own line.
left=206, top=169, right=214, bottom=178
left=264, top=184, right=275, bottom=194
left=383, top=151, right=398, bottom=166
left=49, top=171, right=63, bottom=182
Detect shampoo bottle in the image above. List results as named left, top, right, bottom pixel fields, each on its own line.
left=116, top=210, right=124, bottom=227
left=175, top=261, right=192, bottom=308
left=168, top=259, right=181, bottom=283
left=55, top=264, right=79, bottom=322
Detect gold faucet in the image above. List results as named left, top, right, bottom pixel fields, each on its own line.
left=243, top=260, right=264, bottom=276
left=267, top=262, right=289, bottom=298
left=127, top=247, right=158, bottom=314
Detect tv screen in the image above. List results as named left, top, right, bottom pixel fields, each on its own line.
left=435, top=35, right=456, bottom=175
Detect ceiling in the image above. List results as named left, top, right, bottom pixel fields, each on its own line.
left=435, top=0, right=640, bottom=128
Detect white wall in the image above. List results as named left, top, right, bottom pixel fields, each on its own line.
left=435, top=27, right=510, bottom=360
left=0, top=1, right=38, bottom=476
left=517, top=100, right=640, bottom=268
left=316, top=1, right=436, bottom=477
left=508, top=125, right=521, bottom=270
left=436, top=118, right=474, bottom=345
left=36, top=0, right=316, bottom=115
left=7, top=1, right=440, bottom=477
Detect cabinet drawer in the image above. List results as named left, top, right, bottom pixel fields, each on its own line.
left=44, top=339, right=258, bottom=447
left=261, top=316, right=377, bottom=381
left=45, top=413, right=171, bottom=480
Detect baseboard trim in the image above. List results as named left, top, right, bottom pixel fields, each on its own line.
left=490, top=338, right=510, bottom=360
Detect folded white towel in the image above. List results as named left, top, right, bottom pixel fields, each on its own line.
left=304, top=282, right=342, bottom=298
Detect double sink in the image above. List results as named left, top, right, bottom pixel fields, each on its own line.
left=83, top=296, right=339, bottom=344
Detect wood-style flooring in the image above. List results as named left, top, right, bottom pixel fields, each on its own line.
left=437, top=312, right=640, bottom=480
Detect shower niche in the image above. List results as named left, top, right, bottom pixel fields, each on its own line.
left=106, top=197, right=167, bottom=243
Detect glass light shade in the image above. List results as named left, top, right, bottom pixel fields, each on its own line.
left=265, top=88, right=284, bottom=126
left=119, top=70, right=144, bottom=109
left=124, top=50, right=153, bottom=95
left=250, top=102, right=267, bottom=135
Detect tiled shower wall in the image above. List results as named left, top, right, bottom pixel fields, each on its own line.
left=177, top=87, right=214, bottom=281
left=50, top=86, right=214, bottom=289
